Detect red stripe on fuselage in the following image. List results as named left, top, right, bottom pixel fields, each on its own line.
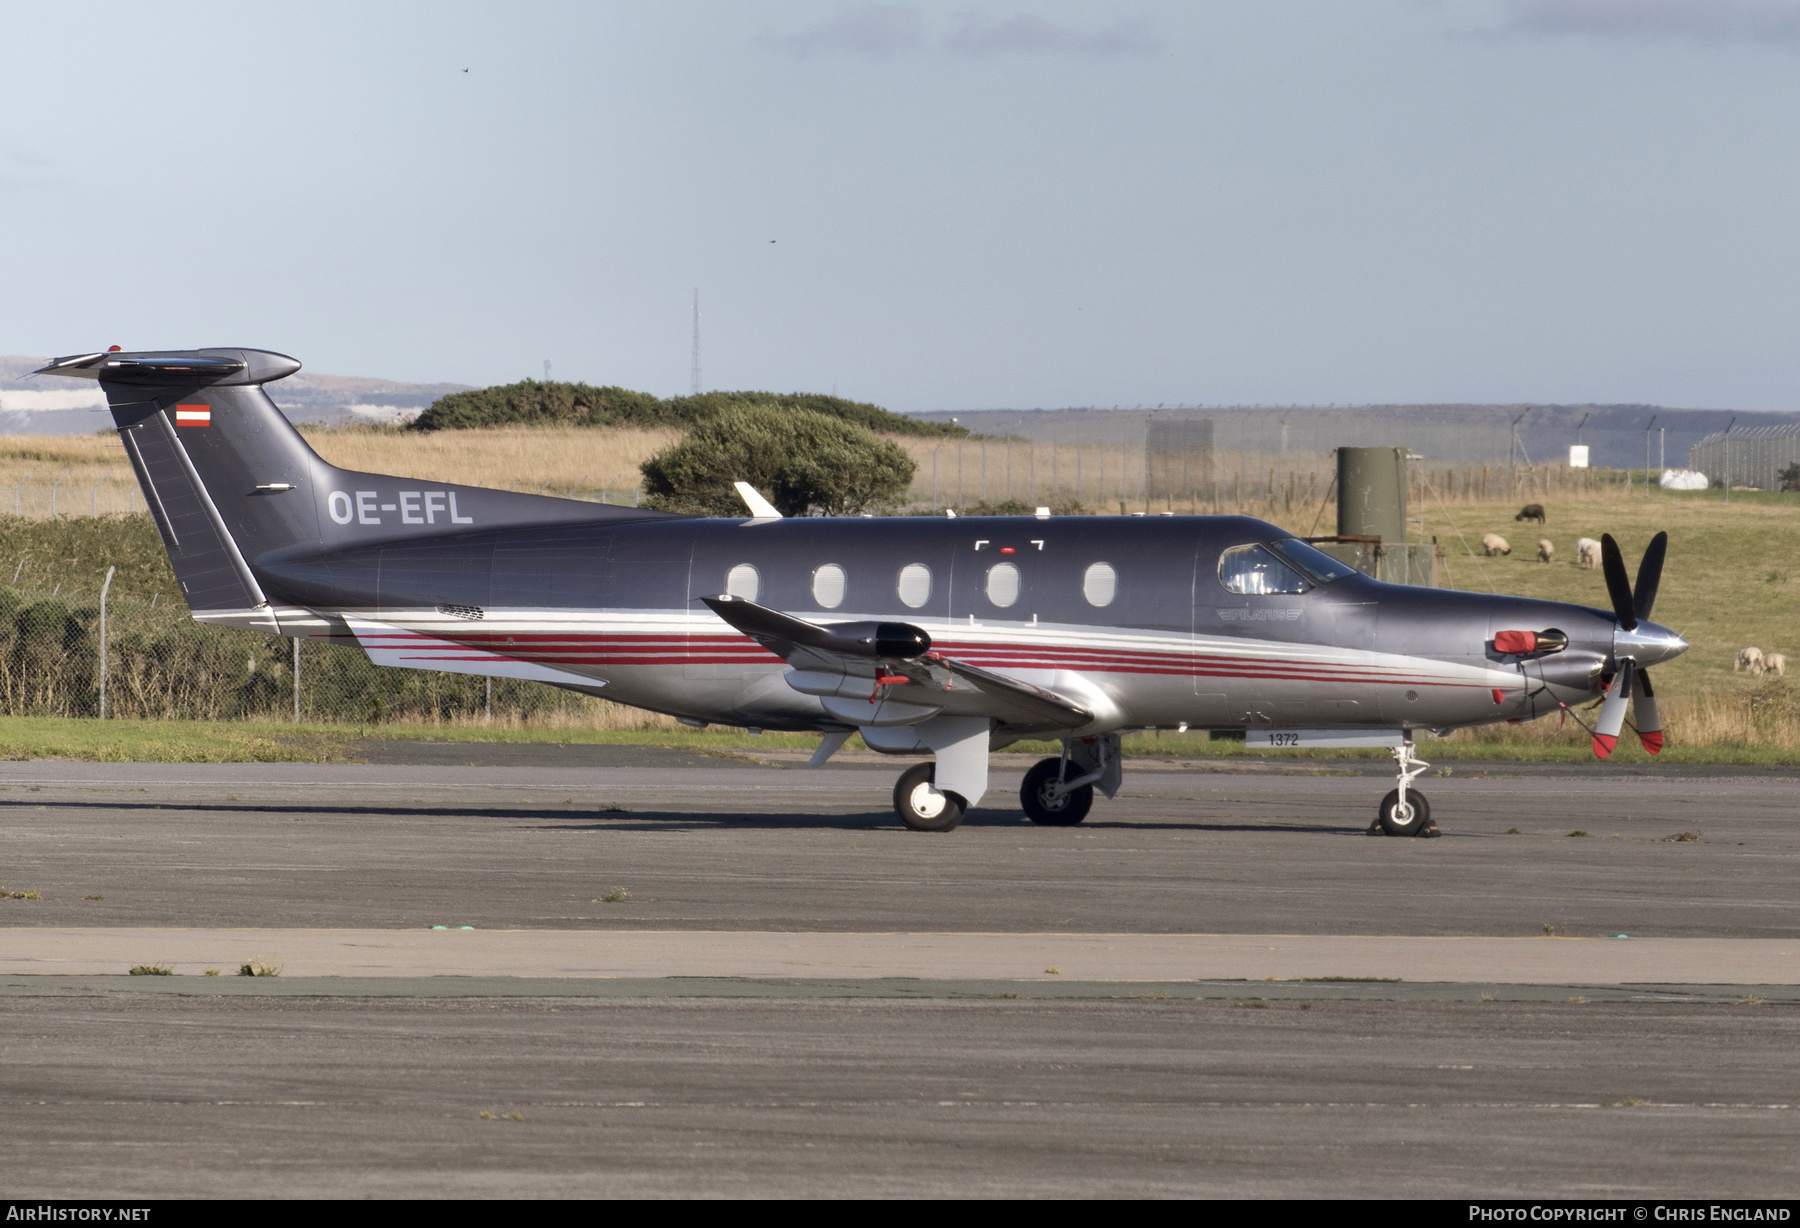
left=362, top=628, right=1488, bottom=689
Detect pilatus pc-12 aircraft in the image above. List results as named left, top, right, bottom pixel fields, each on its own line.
left=41, top=348, right=1689, bottom=834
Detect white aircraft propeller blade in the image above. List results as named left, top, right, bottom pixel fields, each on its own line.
left=1593, top=660, right=1633, bottom=760
left=1634, top=667, right=1663, bottom=755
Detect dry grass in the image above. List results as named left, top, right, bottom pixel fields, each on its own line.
left=1416, top=487, right=1800, bottom=754
left=3, top=426, right=1797, bottom=755
left=0, top=426, right=682, bottom=517
left=379, top=695, right=682, bottom=733
left=302, top=425, right=682, bottom=498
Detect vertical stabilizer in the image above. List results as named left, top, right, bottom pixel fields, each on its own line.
left=37, top=347, right=676, bottom=628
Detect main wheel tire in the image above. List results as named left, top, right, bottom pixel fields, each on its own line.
left=894, top=762, right=966, bottom=832
left=1020, top=757, right=1093, bottom=826
left=1377, top=788, right=1431, bottom=837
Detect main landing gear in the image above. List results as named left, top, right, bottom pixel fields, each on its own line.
left=893, top=762, right=966, bottom=833
left=1018, top=736, right=1117, bottom=825
left=888, top=733, right=1118, bottom=832
left=1371, top=738, right=1439, bottom=838
left=1020, top=756, right=1093, bottom=826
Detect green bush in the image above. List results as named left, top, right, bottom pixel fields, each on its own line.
left=0, top=515, right=177, bottom=602
left=408, top=381, right=669, bottom=431
left=0, top=580, right=596, bottom=725
left=409, top=380, right=963, bottom=438
left=640, top=405, right=917, bottom=517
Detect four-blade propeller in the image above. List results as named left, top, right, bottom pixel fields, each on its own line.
left=1592, top=531, right=1668, bottom=759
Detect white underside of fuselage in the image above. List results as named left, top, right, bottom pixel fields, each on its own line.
left=220, top=603, right=1554, bottom=736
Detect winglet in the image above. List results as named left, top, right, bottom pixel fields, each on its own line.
left=734, top=481, right=781, bottom=519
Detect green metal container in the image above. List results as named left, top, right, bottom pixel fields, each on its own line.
left=1336, top=446, right=1408, bottom=544
left=1318, top=446, right=1434, bottom=586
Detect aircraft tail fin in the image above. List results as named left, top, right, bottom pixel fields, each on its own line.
left=37, top=348, right=669, bottom=620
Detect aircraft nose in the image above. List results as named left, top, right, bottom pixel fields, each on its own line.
left=1615, top=619, right=1687, bottom=667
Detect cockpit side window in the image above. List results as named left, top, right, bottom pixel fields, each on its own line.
left=1218, top=543, right=1311, bottom=595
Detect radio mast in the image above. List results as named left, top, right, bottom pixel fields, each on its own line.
left=690, top=288, right=701, bottom=396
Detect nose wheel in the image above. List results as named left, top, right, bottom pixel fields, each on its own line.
left=1370, top=739, right=1439, bottom=837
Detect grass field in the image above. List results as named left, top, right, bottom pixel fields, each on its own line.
left=0, top=713, right=1788, bottom=766
left=0, top=424, right=1792, bottom=762
left=1378, top=485, right=1800, bottom=756
left=0, top=427, right=681, bottom=519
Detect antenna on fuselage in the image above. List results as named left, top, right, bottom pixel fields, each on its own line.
left=734, top=481, right=781, bottom=519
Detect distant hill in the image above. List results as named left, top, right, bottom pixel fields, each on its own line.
left=410, top=381, right=966, bottom=437
left=0, top=355, right=472, bottom=434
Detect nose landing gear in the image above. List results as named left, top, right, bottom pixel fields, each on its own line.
left=1370, top=738, right=1439, bottom=837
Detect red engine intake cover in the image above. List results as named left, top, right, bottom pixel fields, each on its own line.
left=1493, top=630, right=1537, bottom=654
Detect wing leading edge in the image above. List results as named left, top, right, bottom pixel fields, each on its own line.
left=701, top=596, right=1089, bottom=731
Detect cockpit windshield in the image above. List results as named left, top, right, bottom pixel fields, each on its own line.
left=1267, top=538, right=1358, bottom=585
left=1218, top=543, right=1311, bottom=595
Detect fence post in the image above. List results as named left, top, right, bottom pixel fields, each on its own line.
left=91, top=468, right=113, bottom=518
left=293, top=635, right=301, bottom=725
left=49, top=469, right=71, bottom=520
left=13, top=466, right=35, bottom=516
left=98, top=566, right=114, bottom=719
left=1724, top=417, right=1736, bottom=502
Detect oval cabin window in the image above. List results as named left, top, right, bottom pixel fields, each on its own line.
left=986, top=562, right=1021, bottom=608
left=812, top=563, right=846, bottom=609
left=1082, top=562, right=1117, bottom=607
left=896, top=563, right=932, bottom=609
left=725, top=563, right=760, bottom=603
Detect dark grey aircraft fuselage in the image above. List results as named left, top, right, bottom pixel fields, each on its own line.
left=257, top=512, right=1624, bottom=735
left=38, top=347, right=1687, bottom=832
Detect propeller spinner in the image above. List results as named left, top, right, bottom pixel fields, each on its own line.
left=1592, top=532, right=1681, bottom=758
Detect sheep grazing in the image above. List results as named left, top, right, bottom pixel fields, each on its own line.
left=1515, top=503, right=1546, bottom=524
left=1756, top=652, right=1787, bottom=678
left=1481, top=533, right=1511, bottom=557
left=1536, top=539, right=1554, bottom=564
left=1736, top=646, right=1764, bottom=673
left=1576, top=537, right=1601, bottom=570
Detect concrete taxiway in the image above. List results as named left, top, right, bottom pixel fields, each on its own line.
left=0, top=749, right=1796, bottom=1197
left=5, top=928, right=1800, bottom=982
left=0, top=754, right=1794, bottom=936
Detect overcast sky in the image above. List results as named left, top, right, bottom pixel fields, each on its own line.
left=4, top=1, right=1800, bottom=412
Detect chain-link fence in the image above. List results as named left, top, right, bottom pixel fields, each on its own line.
left=1688, top=422, right=1800, bottom=491
left=894, top=435, right=1645, bottom=516
left=0, top=582, right=615, bottom=725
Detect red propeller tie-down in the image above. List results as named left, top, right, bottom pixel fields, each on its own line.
left=1592, top=531, right=1668, bottom=759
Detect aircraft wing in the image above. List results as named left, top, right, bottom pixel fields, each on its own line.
left=928, top=655, right=1092, bottom=728
left=701, top=596, right=1089, bottom=730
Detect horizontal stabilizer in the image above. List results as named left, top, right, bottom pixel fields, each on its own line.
left=347, top=618, right=607, bottom=692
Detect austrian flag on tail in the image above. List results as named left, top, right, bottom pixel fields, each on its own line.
left=174, top=404, right=211, bottom=427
